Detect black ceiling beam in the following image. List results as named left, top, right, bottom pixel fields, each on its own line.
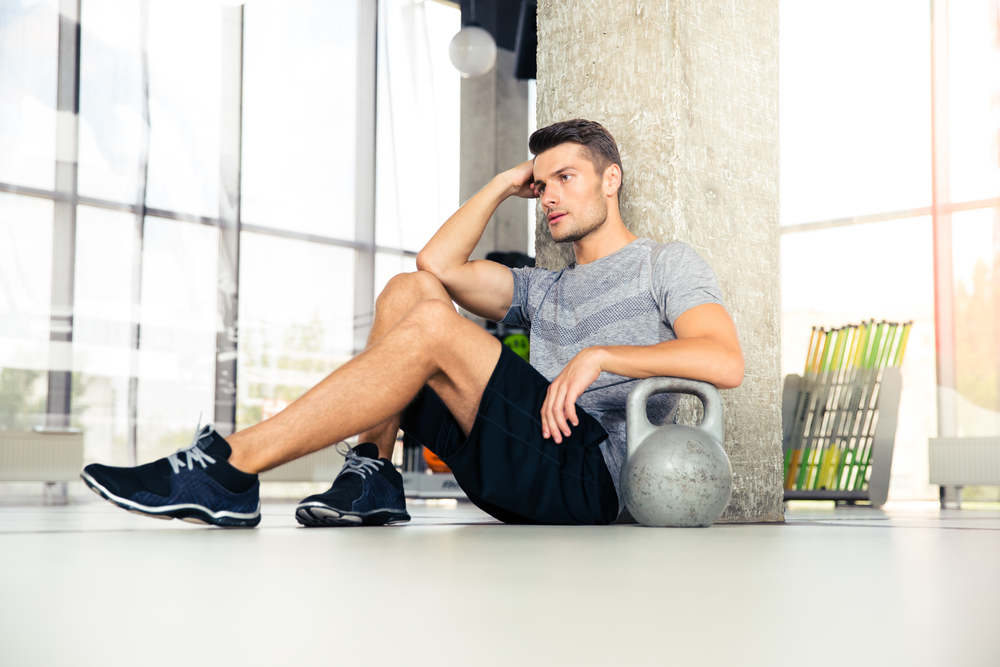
left=458, top=0, right=535, bottom=79
left=458, top=0, right=523, bottom=52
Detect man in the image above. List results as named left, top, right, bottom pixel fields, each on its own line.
left=81, top=119, right=744, bottom=527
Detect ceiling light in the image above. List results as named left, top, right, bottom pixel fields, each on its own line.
left=449, top=1, right=496, bottom=78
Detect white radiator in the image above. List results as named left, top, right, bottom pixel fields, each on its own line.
left=401, top=471, right=467, bottom=499
left=0, top=430, right=85, bottom=481
left=928, top=437, right=1000, bottom=485
left=259, top=447, right=347, bottom=482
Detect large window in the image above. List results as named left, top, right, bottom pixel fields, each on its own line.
left=0, top=0, right=461, bottom=471
left=0, top=0, right=58, bottom=190
left=780, top=0, right=1000, bottom=501
left=0, top=193, right=53, bottom=432
left=241, top=1, right=359, bottom=239
left=375, top=0, right=460, bottom=280
left=236, top=233, right=356, bottom=431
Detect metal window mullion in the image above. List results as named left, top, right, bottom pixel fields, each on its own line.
left=125, top=0, right=151, bottom=466
left=213, top=5, right=244, bottom=436
left=45, top=0, right=81, bottom=430
left=12, top=177, right=1000, bottom=245
left=353, top=0, right=378, bottom=354
left=0, top=181, right=420, bottom=259
left=931, top=0, right=957, bottom=439
left=779, top=198, right=1000, bottom=235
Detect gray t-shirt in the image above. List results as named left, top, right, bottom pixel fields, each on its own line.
left=498, top=237, right=724, bottom=515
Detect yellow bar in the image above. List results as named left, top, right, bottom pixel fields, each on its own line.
left=893, top=321, right=913, bottom=366
left=785, top=449, right=801, bottom=490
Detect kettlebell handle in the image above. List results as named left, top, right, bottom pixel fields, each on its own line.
left=626, top=377, right=725, bottom=459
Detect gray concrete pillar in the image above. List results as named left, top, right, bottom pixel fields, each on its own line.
left=461, top=49, right=530, bottom=260
left=536, top=0, right=783, bottom=522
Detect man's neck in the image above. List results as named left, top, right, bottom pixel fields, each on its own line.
left=572, top=211, right=638, bottom=266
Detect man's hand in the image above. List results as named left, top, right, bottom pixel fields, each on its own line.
left=540, top=347, right=604, bottom=443
left=505, top=159, right=538, bottom=199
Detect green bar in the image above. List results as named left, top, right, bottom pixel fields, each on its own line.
left=811, top=330, right=840, bottom=488
left=795, top=330, right=830, bottom=489
left=795, top=440, right=811, bottom=490
left=854, top=438, right=872, bottom=491
left=834, top=445, right=849, bottom=490
left=864, top=321, right=884, bottom=368
left=880, top=323, right=898, bottom=369
left=823, top=329, right=837, bottom=373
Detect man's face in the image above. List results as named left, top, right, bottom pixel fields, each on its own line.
left=532, top=143, right=610, bottom=245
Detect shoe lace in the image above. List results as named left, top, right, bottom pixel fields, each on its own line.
left=335, top=442, right=383, bottom=479
left=166, top=420, right=217, bottom=474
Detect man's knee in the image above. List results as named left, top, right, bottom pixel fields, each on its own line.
left=405, top=298, right=460, bottom=335
left=399, top=299, right=488, bottom=352
left=377, top=271, right=448, bottom=309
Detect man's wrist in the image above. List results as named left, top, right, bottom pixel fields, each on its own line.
left=590, top=346, right=610, bottom=372
left=490, top=171, right=519, bottom=199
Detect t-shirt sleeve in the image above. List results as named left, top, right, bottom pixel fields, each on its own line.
left=497, top=266, right=534, bottom=327
left=651, top=242, right=725, bottom=329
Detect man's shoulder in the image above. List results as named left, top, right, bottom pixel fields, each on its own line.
left=636, top=239, right=718, bottom=299
left=640, top=238, right=714, bottom=274
left=511, top=263, right=560, bottom=290
left=639, top=237, right=695, bottom=259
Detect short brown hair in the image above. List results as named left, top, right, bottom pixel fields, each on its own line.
left=528, top=119, right=624, bottom=193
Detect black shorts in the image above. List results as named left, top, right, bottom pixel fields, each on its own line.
left=400, top=343, right=619, bottom=525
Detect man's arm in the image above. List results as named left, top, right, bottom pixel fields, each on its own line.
left=416, top=160, right=536, bottom=322
left=539, top=303, right=744, bottom=443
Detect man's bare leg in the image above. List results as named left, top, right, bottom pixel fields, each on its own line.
left=354, top=272, right=454, bottom=459
left=226, top=279, right=502, bottom=474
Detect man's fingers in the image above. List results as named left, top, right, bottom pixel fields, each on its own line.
left=540, top=386, right=554, bottom=438
left=542, top=384, right=561, bottom=441
left=564, top=395, right=579, bottom=427
left=541, top=373, right=587, bottom=443
left=541, top=382, right=565, bottom=443
left=552, top=384, right=571, bottom=438
left=547, top=398, right=562, bottom=443
left=540, top=356, right=600, bottom=442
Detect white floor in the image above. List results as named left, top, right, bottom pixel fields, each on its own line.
left=1, top=497, right=998, bottom=667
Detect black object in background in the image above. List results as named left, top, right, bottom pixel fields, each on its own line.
left=486, top=250, right=535, bottom=269
left=401, top=433, right=427, bottom=473
left=514, top=1, right=537, bottom=80
left=457, top=0, right=522, bottom=50
left=457, top=0, right=536, bottom=80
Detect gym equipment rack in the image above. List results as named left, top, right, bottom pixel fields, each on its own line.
left=781, top=321, right=909, bottom=507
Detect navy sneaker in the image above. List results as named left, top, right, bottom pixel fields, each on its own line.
left=81, top=424, right=261, bottom=527
left=295, top=442, right=409, bottom=527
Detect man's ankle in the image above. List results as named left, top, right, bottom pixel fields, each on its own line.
left=223, top=434, right=261, bottom=475
left=358, top=427, right=398, bottom=461
left=226, top=452, right=258, bottom=475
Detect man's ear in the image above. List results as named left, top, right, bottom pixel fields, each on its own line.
left=603, top=163, right=622, bottom=197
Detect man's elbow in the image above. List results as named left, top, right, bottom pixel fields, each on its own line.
left=716, top=350, right=745, bottom=390
left=415, top=250, right=441, bottom=278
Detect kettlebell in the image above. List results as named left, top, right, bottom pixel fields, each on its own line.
left=622, top=377, right=733, bottom=527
